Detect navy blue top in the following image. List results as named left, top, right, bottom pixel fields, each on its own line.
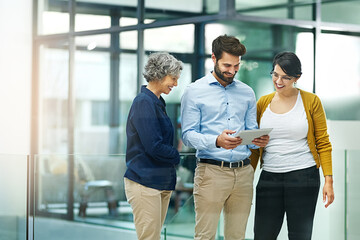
left=125, top=85, right=180, bottom=190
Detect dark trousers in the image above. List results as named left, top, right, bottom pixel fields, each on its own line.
left=254, top=166, right=320, bottom=240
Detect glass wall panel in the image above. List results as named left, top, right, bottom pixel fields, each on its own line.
left=38, top=0, right=70, bottom=35
left=35, top=154, right=69, bottom=217
left=236, top=0, right=315, bottom=21
left=144, top=24, right=194, bottom=53
left=38, top=41, right=69, bottom=154
left=75, top=0, right=138, bottom=31
left=0, top=155, right=27, bottom=240
left=119, top=53, right=138, bottom=154
left=120, top=31, right=137, bottom=50
left=75, top=13, right=111, bottom=32
left=322, top=0, right=360, bottom=25
left=120, top=17, right=137, bottom=27
left=34, top=154, right=138, bottom=239
left=74, top=35, right=111, bottom=154
left=316, top=33, right=360, bottom=120
left=144, top=0, right=219, bottom=21
left=75, top=34, right=110, bottom=49
left=347, top=150, right=360, bottom=239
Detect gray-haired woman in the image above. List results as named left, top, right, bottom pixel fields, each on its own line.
left=124, top=52, right=183, bottom=240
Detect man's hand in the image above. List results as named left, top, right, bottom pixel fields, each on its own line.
left=216, top=130, right=242, bottom=149
left=252, top=135, right=270, bottom=147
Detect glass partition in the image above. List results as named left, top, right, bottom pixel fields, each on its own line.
left=34, top=154, right=135, bottom=238
left=236, top=0, right=315, bottom=21
left=0, top=155, right=28, bottom=240
left=74, top=36, right=111, bottom=154
left=144, top=0, right=219, bottom=22
left=37, top=0, right=70, bottom=35
left=316, top=33, right=360, bottom=120
left=38, top=41, right=70, bottom=154
left=322, top=0, right=360, bottom=25
left=346, top=149, right=360, bottom=239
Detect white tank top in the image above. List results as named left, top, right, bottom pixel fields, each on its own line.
left=260, top=92, right=316, bottom=173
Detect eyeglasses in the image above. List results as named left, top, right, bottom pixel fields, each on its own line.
left=270, top=71, right=294, bottom=81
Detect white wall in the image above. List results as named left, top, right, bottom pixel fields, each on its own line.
left=0, top=0, right=32, bottom=154
left=0, top=0, right=32, bottom=218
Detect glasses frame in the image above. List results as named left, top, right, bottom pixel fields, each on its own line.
left=270, top=71, right=295, bottom=81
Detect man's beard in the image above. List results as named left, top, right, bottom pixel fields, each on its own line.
left=214, top=62, right=237, bottom=84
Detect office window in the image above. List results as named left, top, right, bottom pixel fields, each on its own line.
left=236, top=0, right=315, bottom=21
left=38, top=43, right=69, bottom=153
left=38, top=0, right=69, bottom=35
left=316, top=33, right=360, bottom=120
left=74, top=44, right=110, bottom=154
left=144, top=0, right=219, bottom=21
left=322, top=0, right=360, bottom=25
left=91, top=101, right=109, bottom=126
left=144, top=24, right=194, bottom=53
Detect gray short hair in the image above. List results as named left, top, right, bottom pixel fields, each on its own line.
left=143, top=52, right=183, bottom=82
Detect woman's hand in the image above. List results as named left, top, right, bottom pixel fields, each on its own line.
left=252, top=135, right=270, bottom=147
left=323, top=175, right=334, bottom=208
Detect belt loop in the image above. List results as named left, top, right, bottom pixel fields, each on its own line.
left=241, top=160, right=244, bottom=167
left=221, top=161, right=224, bottom=168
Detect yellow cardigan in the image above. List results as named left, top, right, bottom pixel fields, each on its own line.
left=250, top=89, right=333, bottom=176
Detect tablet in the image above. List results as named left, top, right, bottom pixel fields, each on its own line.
left=233, top=128, right=273, bottom=145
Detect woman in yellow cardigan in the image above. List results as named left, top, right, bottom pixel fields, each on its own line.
left=250, top=52, right=334, bottom=240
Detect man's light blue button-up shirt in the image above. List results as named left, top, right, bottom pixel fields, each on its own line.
left=181, top=72, right=259, bottom=162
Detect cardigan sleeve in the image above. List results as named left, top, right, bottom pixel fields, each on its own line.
left=249, top=96, right=266, bottom=170
left=311, top=95, right=333, bottom=175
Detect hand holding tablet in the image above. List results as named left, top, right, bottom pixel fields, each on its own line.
left=234, top=128, right=273, bottom=145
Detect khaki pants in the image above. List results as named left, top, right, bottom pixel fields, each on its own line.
left=193, top=163, right=254, bottom=240
left=124, top=178, right=172, bottom=240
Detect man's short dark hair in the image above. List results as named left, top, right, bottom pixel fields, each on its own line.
left=212, top=34, right=246, bottom=60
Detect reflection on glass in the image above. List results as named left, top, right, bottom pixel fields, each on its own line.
left=144, top=25, right=194, bottom=53
left=0, top=155, right=27, bottom=240
left=38, top=0, right=69, bottom=34
left=74, top=49, right=110, bottom=154
left=39, top=44, right=69, bottom=154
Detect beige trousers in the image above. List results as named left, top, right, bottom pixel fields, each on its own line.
left=124, top=178, right=172, bottom=240
left=193, top=163, right=254, bottom=240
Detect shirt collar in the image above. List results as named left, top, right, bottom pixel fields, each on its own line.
left=141, top=85, right=166, bottom=107
left=206, top=71, right=236, bottom=87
